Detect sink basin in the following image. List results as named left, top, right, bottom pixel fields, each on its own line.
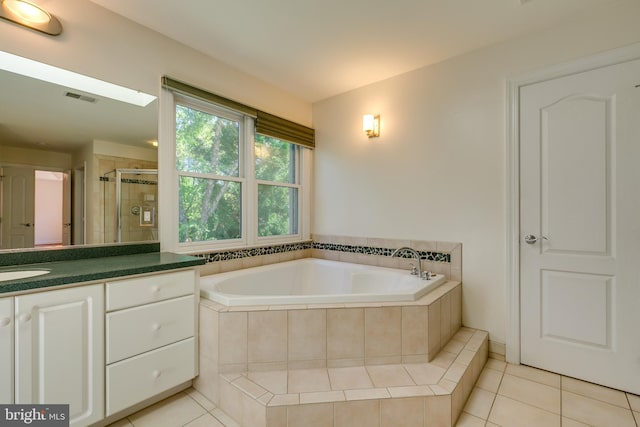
left=0, top=270, right=50, bottom=282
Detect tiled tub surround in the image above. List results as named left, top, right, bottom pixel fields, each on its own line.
left=194, top=235, right=470, bottom=425
left=194, top=281, right=487, bottom=426
left=310, top=235, right=460, bottom=283
left=197, top=236, right=462, bottom=283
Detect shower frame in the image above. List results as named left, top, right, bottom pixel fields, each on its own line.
left=104, top=168, right=158, bottom=243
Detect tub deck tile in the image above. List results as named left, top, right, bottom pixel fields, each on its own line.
left=201, top=281, right=461, bottom=313
left=196, top=278, right=473, bottom=426
left=212, top=327, right=488, bottom=427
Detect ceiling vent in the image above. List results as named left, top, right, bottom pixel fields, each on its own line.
left=64, top=91, right=97, bottom=103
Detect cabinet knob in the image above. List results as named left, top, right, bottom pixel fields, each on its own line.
left=150, top=286, right=160, bottom=293
left=151, top=323, right=161, bottom=331
left=152, top=370, right=162, bottom=378
left=0, top=317, right=10, bottom=327
left=19, top=313, right=31, bottom=323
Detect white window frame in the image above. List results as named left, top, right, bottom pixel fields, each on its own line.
left=159, top=88, right=311, bottom=254
left=252, top=138, right=302, bottom=245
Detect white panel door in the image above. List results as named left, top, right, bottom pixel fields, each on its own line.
left=15, top=284, right=104, bottom=425
left=0, top=166, right=35, bottom=249
left=520, top=58, right=640, bottom=394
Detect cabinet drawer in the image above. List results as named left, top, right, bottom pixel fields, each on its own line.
left=106, top=338, right=195, bottom=416
left=106, top=295, right=194, bottom=364
left=106, top=270, right=195, bottom=311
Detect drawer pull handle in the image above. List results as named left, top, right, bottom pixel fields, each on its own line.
left=151, top=323, right=162, bottom=331
left=19, top=314, right=31, bottom=323
left=0, top=317, right=10, bottom=327
left=152, top=370, right=162, bottom=378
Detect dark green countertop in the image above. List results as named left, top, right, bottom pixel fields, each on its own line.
left=0, top=252, right=204, bottom=295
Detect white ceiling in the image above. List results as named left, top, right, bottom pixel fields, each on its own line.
left=0, top=0, right=628, bottom=154
left=0, top=68, right=157, bottom=152
left=89, top=0, right=627, bottom=103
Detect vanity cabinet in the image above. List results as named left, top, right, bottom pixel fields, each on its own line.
left=1, top=264, right=199, bottom=424
left=0, top=297, right=13, bottom=403
left=105, top=269, right=197, bottom=416
left=14, top=284, right=104, bottom=426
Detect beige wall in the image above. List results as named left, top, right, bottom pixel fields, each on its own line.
left=0, top=145, right=72, bottom=169
left=0, top=0, right=311, bottom=246
left=312, top=1, right=640, bottom=345
left=0, top=0, right=311, bottom=126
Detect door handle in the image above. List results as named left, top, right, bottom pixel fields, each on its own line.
left=19, top=223, right=32, bottom=227
left=524, top=234, right=548, bottom=244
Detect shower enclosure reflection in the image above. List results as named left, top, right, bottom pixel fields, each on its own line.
left=103, top=169, right=158, bottom=243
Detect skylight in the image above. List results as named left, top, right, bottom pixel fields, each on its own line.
left=0, top=51, right=157, bottom=107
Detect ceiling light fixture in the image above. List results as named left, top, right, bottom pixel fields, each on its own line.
left=0, top=51, right=157, bottom=107
left=0, top=0, right=62, bottom=36
left=363, top=114, right=380, bottom=138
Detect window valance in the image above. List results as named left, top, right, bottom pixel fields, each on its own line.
left=162, top=76, right=315, bottom=148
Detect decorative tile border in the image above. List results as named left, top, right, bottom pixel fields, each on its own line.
left=195, top=241, right=450, bottom=264
left=99, top=176, right=158, bottom=185
left=312, top=242, right=450, bottom=263
left=195, top=241, right=313, bottom=263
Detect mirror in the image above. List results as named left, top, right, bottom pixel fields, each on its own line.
left=0, top=52, right=158, bottom=251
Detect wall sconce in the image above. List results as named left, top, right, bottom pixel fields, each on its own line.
left=0, top=0, right=63, bottom=36
left=363, top=114, right=380, bottom=138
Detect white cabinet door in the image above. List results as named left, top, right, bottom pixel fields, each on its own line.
left=0, top=297, right=13, bottom=403
left=15, top=284, right=104, bottom=426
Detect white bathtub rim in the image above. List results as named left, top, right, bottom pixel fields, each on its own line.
left=200, top=258, right=446, bottom=306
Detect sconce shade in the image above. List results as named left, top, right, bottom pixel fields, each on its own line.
left=0, top=0, right=62, bottom=35
left=363, top=114, right=380, bottom=138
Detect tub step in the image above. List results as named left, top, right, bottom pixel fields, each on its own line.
left=214, top=327, right=488, bottom=427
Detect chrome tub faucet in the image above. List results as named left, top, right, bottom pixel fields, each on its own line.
left=391, top=246, right=432, bottom=279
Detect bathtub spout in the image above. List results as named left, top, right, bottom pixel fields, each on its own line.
left=391, top=247, right=423, bottom=278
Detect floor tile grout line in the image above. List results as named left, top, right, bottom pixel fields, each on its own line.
left=628, top=393, right=640, bottom=427
left=561, top=377, right=639, bottom=427
left=561, top=373, right=634, bottom=410
left=505, top=366, right=561, bottom=390
left=560, top=375, right=564, bottom=427
left=184, top=388, right=215, bottom=413
left=484, top=364, right=505, bottom=425
left=401, top=364, right=418, bottom=386
left=562, top=387, right=638, bottom=417
left=495, top=373, right=562, bottom=416
left=178, top=390, right=210, bottom=426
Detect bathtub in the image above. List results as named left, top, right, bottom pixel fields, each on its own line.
left=199, top=258, right=447, bottom=306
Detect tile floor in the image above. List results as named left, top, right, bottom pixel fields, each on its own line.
left=109, top=359, right=640, bottom=427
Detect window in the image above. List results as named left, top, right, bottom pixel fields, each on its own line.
left=175, top=102, right=243, bottom=244
left=160, top=87, right=311, bottom=253
left=255, top=135, right=299, bottom=237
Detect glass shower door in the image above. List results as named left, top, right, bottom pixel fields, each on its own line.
left=103, top=169, right=158, bottom=243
